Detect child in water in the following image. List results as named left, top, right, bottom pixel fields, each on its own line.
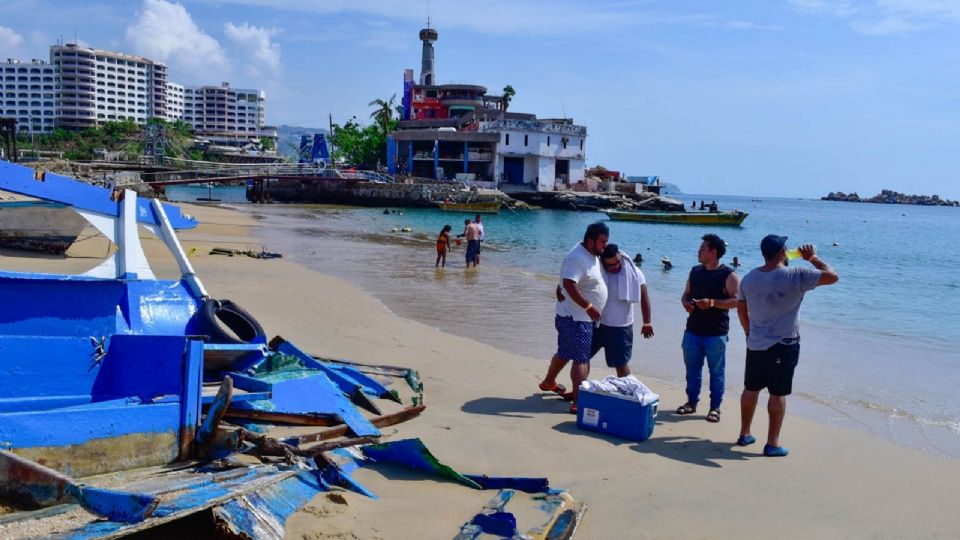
left=436, top=224, right=452, bottom=267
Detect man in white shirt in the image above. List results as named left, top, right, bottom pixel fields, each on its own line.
left=474, top=214, right=485, bottom=265
left=591, top=244, right=654, bottom=377
left=539, top=222, right=609, bottom=413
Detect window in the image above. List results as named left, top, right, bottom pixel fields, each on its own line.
left=580, top=139, right=583, bottom=150
left=524, top=134, right=528, bottom=146
left=505, top=133, right=510, bottom=145
left=547, top=136, right=551, bottom=146
left=563, top=138, right=567, bottom=149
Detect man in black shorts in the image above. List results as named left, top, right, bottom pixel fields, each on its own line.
left=736, top=235, right=839, bottom=457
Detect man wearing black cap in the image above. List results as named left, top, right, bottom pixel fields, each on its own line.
left=735, top=234, right=839, bottom=457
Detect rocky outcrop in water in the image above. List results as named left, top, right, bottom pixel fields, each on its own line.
left=822, top=190, right=959, bottom=207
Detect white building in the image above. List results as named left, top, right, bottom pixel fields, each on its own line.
left=1, top=43, right=272, bottom=146
left=478, top=116, right=586, bottom=190
left=178, top=82, right=273, bottom=147
left=0, top=58, right=59, bottom=134
left=165, top=82, right=185, bottom=122
left=50, top=43, right=166, bottom=129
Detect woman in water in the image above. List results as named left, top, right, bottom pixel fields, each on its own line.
left=436, top=224, right=452, bottom=267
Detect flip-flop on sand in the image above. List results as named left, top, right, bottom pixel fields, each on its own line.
left=706, top=409, right=721, bottom=423
left=539, top=381, right=567, bottom=394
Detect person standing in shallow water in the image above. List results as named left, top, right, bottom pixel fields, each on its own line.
left=435, top=224, right=452, bottom=267
left=735, top=235, right=839, bottom=457
left=473, top=214, right=485, bottom=265
left=457, top=219, right=481, bottom=267
left=676, top=234, right=740, bottom=424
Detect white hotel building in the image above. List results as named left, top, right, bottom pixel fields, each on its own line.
left=0, top=43, right=273, bottom=145
left=0, top=59, right=59, bottom=134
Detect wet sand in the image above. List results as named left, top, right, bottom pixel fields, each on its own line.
left=4, top=203, right=958, bottom=539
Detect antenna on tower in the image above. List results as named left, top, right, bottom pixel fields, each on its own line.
left=427, top=0, right=431, bottom=29
left=561, top=99, right=567, bottom=119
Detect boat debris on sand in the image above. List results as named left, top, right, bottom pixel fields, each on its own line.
left=0, top=160, right=586, bottom=539
left=209, top=246, right=283, bottom=259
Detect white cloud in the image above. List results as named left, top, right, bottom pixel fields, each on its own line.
left=125, top=0, right=229, bottom=81
left=223, top=22, right=281, bottom=77
left=0, top=26, right=25, bottom=50
left=788, top=0, right=960, bottom=34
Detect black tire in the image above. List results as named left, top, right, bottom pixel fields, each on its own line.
left=199, top=298, right=266, bottom=344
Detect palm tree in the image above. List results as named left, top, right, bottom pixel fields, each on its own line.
left=368, top=94, right=397, bottom=136
left=502, top=85, right=516, bottom=111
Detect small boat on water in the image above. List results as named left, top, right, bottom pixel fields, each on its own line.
left=606, top=209, right=748, bottom=226
left=0, top=200, right=89, bottom=254
left=437, top=201, right=501, bottom=213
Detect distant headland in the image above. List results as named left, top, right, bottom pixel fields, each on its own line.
left=822, top=189, right=958, bottom=207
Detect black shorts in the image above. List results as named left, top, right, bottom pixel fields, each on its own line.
left=744, top=342, right=800, bottom=396
left=590, top=324, right=633, bottom=368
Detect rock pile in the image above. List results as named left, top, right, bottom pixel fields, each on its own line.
left=822, top=190, right=958, bottom=207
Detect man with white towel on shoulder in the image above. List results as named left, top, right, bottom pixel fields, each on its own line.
left=557, top=243, right=654, bottom=378
left=592, top=243, right=654, bottom=376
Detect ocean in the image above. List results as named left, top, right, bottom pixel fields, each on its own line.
left=242, top=195, right=960, bottom=458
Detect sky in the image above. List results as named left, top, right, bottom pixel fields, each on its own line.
left=2, top=0, right=959, bottom=198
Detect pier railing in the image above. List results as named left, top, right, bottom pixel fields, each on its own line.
left=140, top=158, right=397, bottom=186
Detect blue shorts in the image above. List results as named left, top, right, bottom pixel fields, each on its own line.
left=591, top=324, right=633, bottom=367
left=466, top=239, right=480, bottom=262
left=555, top=315, right=594, bottom=363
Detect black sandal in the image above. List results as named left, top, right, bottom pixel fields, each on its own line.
left=706, top=409, right=721, bottom=423
left=676, top=402, right=697, bottom=415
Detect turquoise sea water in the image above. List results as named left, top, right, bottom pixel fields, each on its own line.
left=245, top=195, right=960, bottom=457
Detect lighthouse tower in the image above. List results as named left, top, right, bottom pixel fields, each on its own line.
left=418, top=21, right=438, bottom=85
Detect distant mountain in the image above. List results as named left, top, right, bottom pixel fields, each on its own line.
left=276, top=125, right=329, bottom=158
left=660, top=182, right=684, bottom=195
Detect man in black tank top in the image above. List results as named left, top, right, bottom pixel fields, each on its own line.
left=675, top=234, right=740, bottom=423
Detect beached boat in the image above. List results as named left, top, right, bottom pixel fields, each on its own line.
left=0, top=159, right=586, bottom=538
left=606, top=209, right=748, bottom=226
left=0, top=200, right=89, bottom=254
left=437, top=200, right=501, bottom=213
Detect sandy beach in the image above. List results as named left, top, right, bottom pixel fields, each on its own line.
left=4, top=202, right=958, bottom=539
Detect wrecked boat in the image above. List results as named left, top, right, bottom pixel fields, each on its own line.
left=0, top=200, right=90, bottom=254
left=0, top=159, right=585, bottom=539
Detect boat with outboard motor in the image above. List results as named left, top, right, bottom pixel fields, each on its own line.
left=606, top=209, right=749, bottom=226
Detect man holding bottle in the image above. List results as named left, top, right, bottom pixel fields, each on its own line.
left=735, top=234, right=839, bottom=457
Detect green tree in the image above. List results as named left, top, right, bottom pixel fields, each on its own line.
left=368, top=94, right=397, bottom=136
left=502, top=85, right=516, bottom=111
left=330, top=116, right=388, bottom=168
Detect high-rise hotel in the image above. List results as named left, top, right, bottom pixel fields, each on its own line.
left=0, top=42, right=274, bottom=145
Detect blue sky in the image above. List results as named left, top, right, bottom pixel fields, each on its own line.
left=2, top=0, right=959, bottom=198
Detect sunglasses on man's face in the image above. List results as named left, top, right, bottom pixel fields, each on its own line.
left=603, top=258, right=621, bottom=269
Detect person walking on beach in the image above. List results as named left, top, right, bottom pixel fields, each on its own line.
left=435, top=224, right=452, bottom=267
left=474, top=214, right=485, bottom=265
left=677, top=234, right=740, bottom=424
left=539, top=222, right=609, bottom=414
left=736, top=235, right=839, bottom=457
left=557, top=244, right=654, bottom=377
left=457, top=219, right=481, bottom=267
